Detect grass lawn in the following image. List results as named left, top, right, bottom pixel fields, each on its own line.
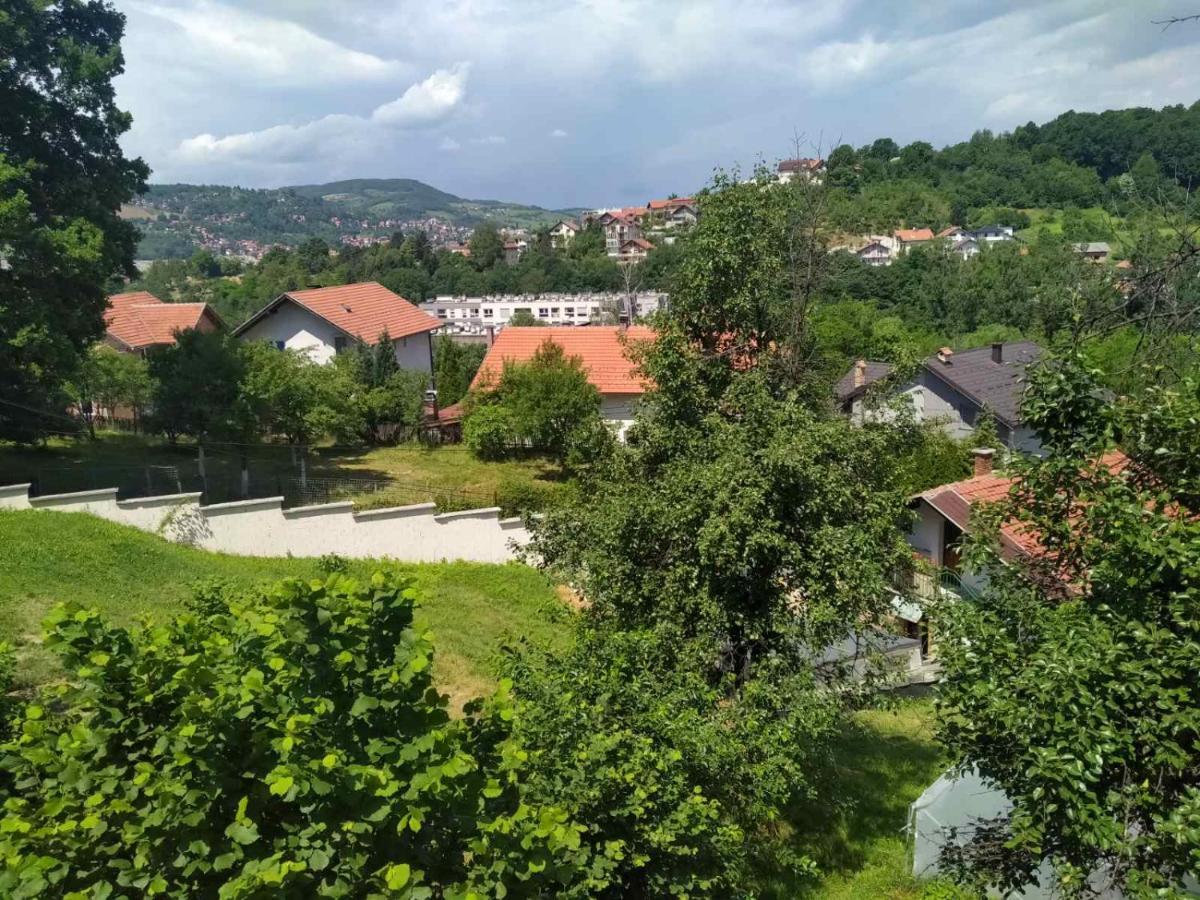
left=0, top=508, right=568, bottom=706
left=787, top=697, right=946, bottom=899
left=0, top=431, right=565, bottom=513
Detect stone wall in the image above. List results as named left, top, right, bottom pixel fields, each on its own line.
left=0, top=483, right=529, bottom=563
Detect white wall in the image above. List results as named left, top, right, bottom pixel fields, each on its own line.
left=601, top=393, right=640, bottom=440
left=239, top=302, right=342, bottom=364
left=907, top=502, right=945, bottom=565
left=239, top=301, right=433, bottom=376
left=0, top=484, right=529, bottom=564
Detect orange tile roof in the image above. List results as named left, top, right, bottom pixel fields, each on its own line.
left=895, top=228, right=935, bottom=242
left=104, top=292, right=218, bottom=349
left=622, top=238, right=655, bottom=251
left=279, top=282, right=441, bottom=344
left=471, top=326, right=655, bottom=395
left=647, top=197, right=695, bottom=210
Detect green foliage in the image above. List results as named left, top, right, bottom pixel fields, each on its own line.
left=66, top=344, right=153, bottom=434
left=432, top=337, right=486, bottom=407
left=0, top=572, right=586, bottom=897
left=507, top=309, right=543, bottom=327
left=147, top=330, right=250, bottom=443
left=468, top=222, right=505, bottom=269
left=239, top=343, right=341, bottom=445
left=0, top=0, right=148, bottom=442
left=505, top=627, right=841, bottom=895
left=935, top=355, right=1200, bottom=896
left=0, top=643, right=14, bottom=744
left=465, top=342, right=605, bottom=464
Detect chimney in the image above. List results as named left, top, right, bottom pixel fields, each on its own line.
left=853, top=358, right=868, bottom=387
left=485, top=325, right=496, bottom=346
left=972, top=447, right=995, bottom=477
left=991, top=342, right=1003, bottom=364
left=936, top=346, right=954, bottom=364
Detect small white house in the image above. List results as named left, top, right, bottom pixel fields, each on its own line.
left=234, top=282, right=441, bottom=373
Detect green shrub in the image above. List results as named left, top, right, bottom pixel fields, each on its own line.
left=0, top=572, right=586, bottom=897
left=463, top=403, right=519, bottom=460
left=0, top=643, right=13, bottom=744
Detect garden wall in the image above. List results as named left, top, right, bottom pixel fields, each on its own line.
left=0, top=483, right=529, bottom=563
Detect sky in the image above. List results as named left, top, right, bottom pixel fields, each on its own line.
left=113, top=0, right=1200, bottom=210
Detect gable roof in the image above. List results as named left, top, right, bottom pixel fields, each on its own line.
left=647, top=197, right=695, bottom=211
left=104, top=291, right=222, bottom=350
left=621, top=238, right=655, bottom=251
left=777, top=158, right=824, bottom=173
left=917, top=451, right=1131, bottom=561
left=234, top=281, right=441, bottom=345
left=834, top=341, right=1043, bottom=426
left=895, top=227, right=935, bottom=242
left=471, top=326, right=655, bottom=395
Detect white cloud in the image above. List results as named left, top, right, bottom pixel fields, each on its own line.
left=372, top=63, right=471, bottom=127
left=550, top=128, right=568, bottom=138
left=126, top=0, right=402, bottom=85
left=439, top=136, right=462, bottom=151
left=470, top=135, right=507, bottom=145
left=175, top=65, right=471, bottom=167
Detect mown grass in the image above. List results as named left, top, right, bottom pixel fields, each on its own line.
left=787, top=697, right=946, bottom=899
left=0, top=508, right=568, bottom=703
left=0, top=431, right=566, bottom=513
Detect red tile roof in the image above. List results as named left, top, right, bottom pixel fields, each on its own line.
left=256, top=282, right=441, bottom=345
left=647, top=197, right=695, bottom=210
left=104, top=292, right=220, bottom=349
left=895, top=228, right=935, bottom=242
left=471, top=326, right=655, bottom=395
left=621, top=238, right=655, bottom=251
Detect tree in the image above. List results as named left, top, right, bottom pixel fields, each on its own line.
left=468, top=222, right=505, bottom=269
left=0, top=0, right=148, bottom=442
left=146, top=330, right=248, bottom=444
left=507, top=309, right=544, bottom=327
left=0, top=572, right=588, bottom=897
left=432, top=336, right=486, bottom=407
left=935, top=356, right=1200, bottom=897
left=67, top=344, right=153, bottom=436
left=464, top=341, right=604, bottom=463
left=239, top=343, right=337, bottom=446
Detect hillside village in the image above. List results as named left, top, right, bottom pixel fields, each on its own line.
left=3, top=2, right=1200, bottom=898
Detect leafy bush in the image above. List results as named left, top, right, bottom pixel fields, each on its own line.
left=504, top=628, right=842, bottom=896
left=0, top=573, right=586, bottom=898
left=0, top=643, right=13, bottom=744
left=463, top=403, right=519, bottom=460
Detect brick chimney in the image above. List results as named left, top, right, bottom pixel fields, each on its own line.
left=853, top=358, right=867, bottom=387
left=972, top=447, right=995, bottom=477
left=991, top=342, right=1003, bottom=364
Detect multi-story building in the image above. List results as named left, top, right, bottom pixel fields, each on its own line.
left=418, top=292, right=668, bottom=335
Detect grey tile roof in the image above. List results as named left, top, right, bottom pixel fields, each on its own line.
left=834, top=361, right=894, bottom=402
left=834, top=341, right=1043, bottom=425
left=920, top=341, right=1043, bottom=426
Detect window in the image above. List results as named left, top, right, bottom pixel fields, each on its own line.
left=436, top=308, right=447, bottom=317
left=483, top=308, right=494, bottom=318
left=564, top=307, right=574, bottom=317
left=334, top=336, right=347, bottom=353
left=538, top=308, right=549, bottom=317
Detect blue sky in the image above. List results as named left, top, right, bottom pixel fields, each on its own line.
left=113, top=0, right=1200, bottom=210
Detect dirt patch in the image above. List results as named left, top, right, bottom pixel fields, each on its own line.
left=555, top=584, right=588, bottom=611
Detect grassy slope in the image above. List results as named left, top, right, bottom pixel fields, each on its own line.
left=791, top=698, right=945, bottom=899
left=0, top=509, right=567, bottom=704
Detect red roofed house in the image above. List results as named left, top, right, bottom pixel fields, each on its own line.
left=894, top=228, right=935, bottom=253
left=646, top=197, right=698, bottom=228
left=471, top=326, right=654, bottom=438
left=233, top=282, right=441, bottom=374
left=104, top=291, right=224, bottom=354
left=618, top=237, right=655, bottom=262
left=604, top=214, right=643, bottom=257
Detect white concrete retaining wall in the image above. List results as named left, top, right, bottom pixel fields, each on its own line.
left=0, top=483, right=530, bottom=563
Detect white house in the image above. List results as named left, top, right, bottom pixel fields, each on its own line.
left=418, top=291, right=667, bottom=333
left=549, top=220, right=579, bottom=248
left=968, top=224, right=1015, bottom=243
left=857, top=240, right=893, bottom=267
left=233, top=281, right=441, bottom=374
left=470, top=325, right=655, bottom=439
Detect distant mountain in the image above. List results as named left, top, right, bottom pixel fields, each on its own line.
left=128, top=178, right=586, bottom=260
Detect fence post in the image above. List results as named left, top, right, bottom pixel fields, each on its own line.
left=299, top=447, right=308, bottom=491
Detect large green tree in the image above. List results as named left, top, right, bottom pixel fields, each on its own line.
left=0, top=0, right=148, bottom=441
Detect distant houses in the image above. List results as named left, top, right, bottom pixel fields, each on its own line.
left=232, top=281, right=441, bottom=374
left=835, top=341, right=1045, bottom=453
left=776, top=158, right=825, bottom=183
left=849, top=224, right=1017, bottom=267
left=104, top=291, right=223, bottom=354
left=418, top=291, right=667, bottom=336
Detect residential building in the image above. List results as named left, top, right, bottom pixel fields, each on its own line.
left=935, top=226, right=966, bottom=241
left=1073, top=241, right=1110, bottom=261
left=604, top=214, right=643, bottom=256
left=618, top=237, right=655, bottom=262
left=104, top=291, right=223, bottom=354
left=895, top=228, right=936, bottom=253
left=470, top=325, right=655, bottom=438
left=646, top=197, right=698, bottom=228
left=857, top=240, right=893, bottom=267
left=233, top=281, right=440, bottom=373
left=949, top=237, right=981, bottom=260
left=503, top=240, right=525, bottom=266
left=969, top=224, right=1015, bottom=243
left=835, top=341, right=1045, bottom=453
left=776, top=158, right=825, bottom=183
left=549, top=220, right=579, bottom=248
left=418, top=291, right=667, bottom=333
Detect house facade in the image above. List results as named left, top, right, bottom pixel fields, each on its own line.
left=549, top=220, right=579, bottom=248
left=233, top=282, right=440, bottom=374
left=470, top=325, right=655, bottom=439
left=836, top=341, right=1044, bottom=453
left=857, top=240, right=893, bottom=267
